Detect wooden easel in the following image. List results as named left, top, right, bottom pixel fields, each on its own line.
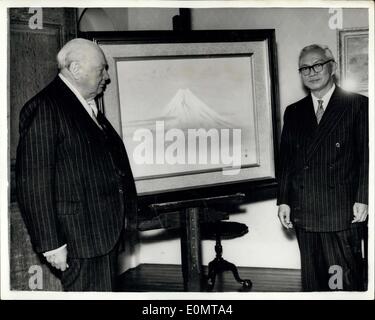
left=149, top=193, right=245, bottom=292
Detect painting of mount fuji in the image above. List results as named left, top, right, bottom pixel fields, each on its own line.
left=117, top=55, right=258, bottom=180
left=93, top=30, right=277, bottom=195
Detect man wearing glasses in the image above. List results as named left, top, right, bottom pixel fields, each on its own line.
left=277, top=44, right=368, bottom=291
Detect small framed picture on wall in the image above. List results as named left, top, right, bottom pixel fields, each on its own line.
left=337, top=27, right=369, bottom=96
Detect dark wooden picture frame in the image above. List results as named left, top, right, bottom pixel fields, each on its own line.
left=337, top=27, right=369, bottom=96
left=80, top=30, right=280, bottom=206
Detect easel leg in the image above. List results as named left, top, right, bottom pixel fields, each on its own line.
left=180, top=207, right=203, bottom=292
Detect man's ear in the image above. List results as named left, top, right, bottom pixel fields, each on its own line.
left=330, top=61, right=338, bottom=76
left=68, top=61, right=80, bottom=80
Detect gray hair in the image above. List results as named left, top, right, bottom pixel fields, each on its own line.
left=56, top=38, right=99, bottom=70
left=298, top=44, right=335, bottom=65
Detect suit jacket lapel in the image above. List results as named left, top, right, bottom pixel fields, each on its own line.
left=52, top=76, right=104, bottom=137
left=301, top=95, right=318, bottom=135
left=293, top=95, right=316, bottom=164
left=305, top=86, right=348, bottom=161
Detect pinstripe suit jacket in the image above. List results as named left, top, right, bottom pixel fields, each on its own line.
left=16, top=76, right=137, bottom=258
left=277, top=86, right=368, bottom=232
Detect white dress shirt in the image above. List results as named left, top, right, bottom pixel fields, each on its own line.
left=58, top=73, right=101, bottom=128
left=311, top=83, right=336, bottom=114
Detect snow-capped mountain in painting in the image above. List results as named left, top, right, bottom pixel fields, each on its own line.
left=162, top=88, right=233, bottom=129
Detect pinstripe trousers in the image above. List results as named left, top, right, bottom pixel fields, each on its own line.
left=60, top=243, right=120, bottom=292
left=60, top=186, right=126, bottom=292
left=295, top=225, right=366, bottom=291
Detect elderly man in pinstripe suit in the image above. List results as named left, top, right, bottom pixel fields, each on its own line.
left=277, top=44, right=368, bottom=291
left=16, top=38, right=137, bottom=291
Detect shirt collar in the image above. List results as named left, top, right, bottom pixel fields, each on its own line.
left=311, top=83, right=336, bottom=113
left=58, top=73, right=98, bottom=119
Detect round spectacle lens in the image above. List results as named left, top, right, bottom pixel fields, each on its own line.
left=300, top=68, right=311, bottom=76
left=313, top=64, right=323, bottom=73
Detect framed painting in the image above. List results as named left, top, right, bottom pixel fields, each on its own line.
left=81, top=30, right=279, bottom=199
left=338, top=28, right=368, bottom=96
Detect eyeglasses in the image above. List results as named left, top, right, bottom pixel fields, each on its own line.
left=298, top=60, right=334, bottom=76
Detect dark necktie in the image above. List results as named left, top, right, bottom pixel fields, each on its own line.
left=316, top=99, right=324, bottom=124
left=96, top=111, right=108, bottom=131
left=87, top=100, right=103, bottom=129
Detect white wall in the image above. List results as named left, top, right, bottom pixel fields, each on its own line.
left=79, top=8, right=178, bottom=31
left=127, top=8, right=179, bottom=30
left=139, top=200, right=301, bottom=269
left=192, top=8, right=369, bottom=116
left=80, top=7, right=369, bottom=270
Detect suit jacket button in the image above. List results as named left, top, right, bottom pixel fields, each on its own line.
left=335, top=142, right=340, bottom=148
left=304, top=165, right=309, bottom=170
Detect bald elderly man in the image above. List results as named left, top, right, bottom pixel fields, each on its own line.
left=16, top=38, right=137, bottom=291
left=277, top=44, right=368, bottom=291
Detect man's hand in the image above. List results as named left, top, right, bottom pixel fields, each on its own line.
left=278, top=204, right=293, bottom=229
left=45, top=246, right=69, bottom=271
left=352, top=202, right=368, bottom=223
